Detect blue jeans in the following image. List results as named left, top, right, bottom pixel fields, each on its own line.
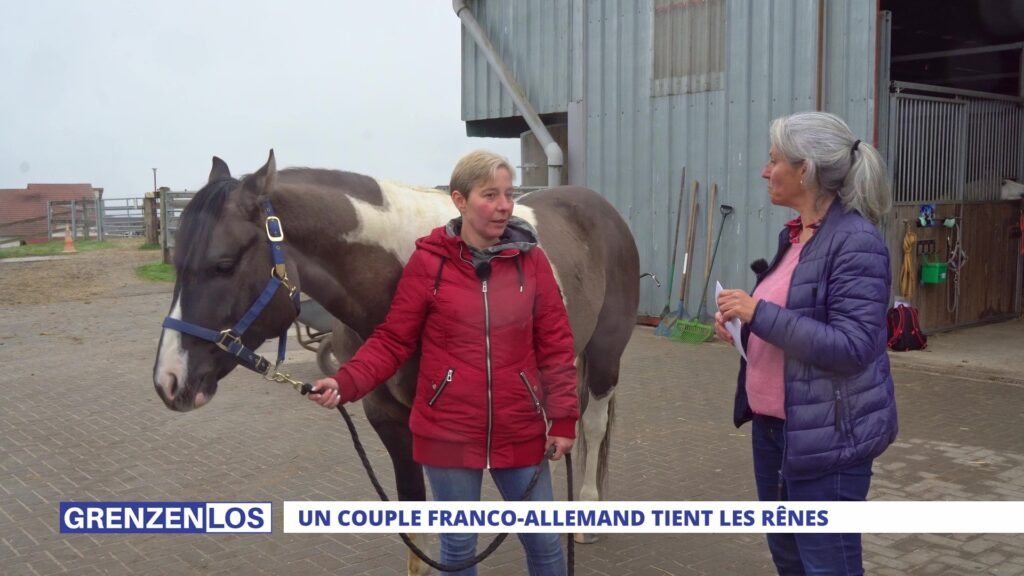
left=751, top=414, right=873, bottom=576
left=423, top=462, right=566, bottom=576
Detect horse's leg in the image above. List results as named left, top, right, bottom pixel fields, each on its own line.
left=573, top=303, right=631, bottom=544
left=574, top=361, right=617, bottom=545
left=362, top=387, right=430, bottom=576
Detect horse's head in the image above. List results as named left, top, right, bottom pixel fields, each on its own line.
left=153, top=152, right=300, bottom=411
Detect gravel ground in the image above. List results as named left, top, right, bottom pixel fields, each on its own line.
left=0, top=240, right=168, bottom=307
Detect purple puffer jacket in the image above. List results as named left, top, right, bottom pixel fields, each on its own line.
left=734, top=200, right=898, bottom=480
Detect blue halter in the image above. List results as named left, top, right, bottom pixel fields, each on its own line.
left=162, top=201, right=300, bottom=377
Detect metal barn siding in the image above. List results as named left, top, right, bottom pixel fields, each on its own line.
left=822, top=0, right=878, bottom=141
left=460, top=0, right=577, bottom=121
left=584, top=0, right=824, bottom=316
left=457, top=0, right=878, bottom=316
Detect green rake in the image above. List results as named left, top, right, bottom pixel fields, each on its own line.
left=670, top=316, right=715, bottom=343
left=672, top=202, right=734, bottom=344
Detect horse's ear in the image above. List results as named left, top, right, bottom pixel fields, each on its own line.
left=243, top=150, right=277, bottom=200
left=208, top=156, right=231, bottom=183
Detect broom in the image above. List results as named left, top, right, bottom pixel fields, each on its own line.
left=659, top=180, right=700, bottom=335
left=674, top=191, right=733, bottom=343
left=655, top=168, right=688, bottom=336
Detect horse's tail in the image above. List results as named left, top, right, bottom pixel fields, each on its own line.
left=574, top=354, right=592, bottom=497
left=596, top=391, right=614, bottom=497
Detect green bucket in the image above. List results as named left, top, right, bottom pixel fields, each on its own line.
left=921, top=258, right=947, bottom=284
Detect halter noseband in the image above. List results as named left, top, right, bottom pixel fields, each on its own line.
left=162, top=200, right=301, bottom=379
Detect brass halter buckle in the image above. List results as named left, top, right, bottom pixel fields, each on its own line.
left=271, top=265, right=297, bottom=298
left=216, top=329, right=242, bottom=353
left=265, top=216, right=285, bottom=242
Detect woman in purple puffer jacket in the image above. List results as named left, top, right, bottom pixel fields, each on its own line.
left=716, top=111, right=898, bottom=576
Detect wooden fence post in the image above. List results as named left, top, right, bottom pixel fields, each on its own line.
left=159, top=188, right=170, bottom=264
left=144, top=194, right=158, bottom=245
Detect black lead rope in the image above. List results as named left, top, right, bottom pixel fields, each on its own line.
left=299, top=383, right=575, bottom=575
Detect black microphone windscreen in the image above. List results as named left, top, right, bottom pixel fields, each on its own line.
left=750, top=259, right=769, bottom=275
left=475, top=262, right=492, bottom=281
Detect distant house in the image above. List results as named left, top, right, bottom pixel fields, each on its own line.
left=0, top=184, right=100, bottom=243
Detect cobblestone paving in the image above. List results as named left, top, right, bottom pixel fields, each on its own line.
left=1, top=282, right=1022, bottom=575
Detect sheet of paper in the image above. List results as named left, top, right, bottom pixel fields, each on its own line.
left=715, top=281, right=747, bottom=361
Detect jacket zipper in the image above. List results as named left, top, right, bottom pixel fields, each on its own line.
left=428, top=368, right=454, bottom=407
left=482, top=278, right=493, bottom=469
left=458, top=245, right=520, bottom=469
left=779, top=419, right=788, bottom=500
left=520, top=371, right=551, bottom=434
left=519, top=371, right=542, bottom=413
left=834, top=385, right=843, bottom=432
left=768, top=216, right=831, bottom=498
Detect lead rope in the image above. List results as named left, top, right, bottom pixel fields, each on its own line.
left=946, top=220, right=967, bottom=314
left=297, top=383, right=575, bottom=575
left=899, top=221, right=916, bottom=299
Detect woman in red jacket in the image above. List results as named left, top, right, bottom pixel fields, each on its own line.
left=309, top=150, right=578, bottom=576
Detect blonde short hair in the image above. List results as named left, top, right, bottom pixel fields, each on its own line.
left=449, top=150, right=516, bottom=197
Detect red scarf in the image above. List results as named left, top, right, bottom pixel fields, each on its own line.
left=785, top=216, right=822, bottom=244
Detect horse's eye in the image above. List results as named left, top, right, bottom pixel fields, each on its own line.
left=215, top=260, right=235, bottom=273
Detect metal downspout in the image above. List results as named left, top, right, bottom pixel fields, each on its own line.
left=453, top=0, right=564, bottom=188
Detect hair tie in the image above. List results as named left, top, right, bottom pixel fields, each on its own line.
left=852, top=139, right=861, bottom=152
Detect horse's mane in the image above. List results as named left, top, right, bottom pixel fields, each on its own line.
left=175, top=177, right=238, bottom=273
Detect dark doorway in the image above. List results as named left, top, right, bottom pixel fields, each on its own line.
left=882, top=0, right=1024, bottom=96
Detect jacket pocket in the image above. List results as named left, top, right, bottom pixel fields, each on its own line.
left=428, top=368, right=455, bottom=407
left=519, top=370, right=543, bottom=414
left=832, top=381, right=852, bottom=442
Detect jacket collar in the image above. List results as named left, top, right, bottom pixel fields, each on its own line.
left=444, top=215, right=538, bottom=258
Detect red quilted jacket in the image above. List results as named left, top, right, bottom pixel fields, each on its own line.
left=332, top=218, right=578, bottom=469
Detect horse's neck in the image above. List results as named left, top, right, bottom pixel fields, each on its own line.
left=278, top=179, right=457, bottom=336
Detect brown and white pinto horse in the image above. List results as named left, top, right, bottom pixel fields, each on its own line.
left=153, top=152, right=639, bottom=573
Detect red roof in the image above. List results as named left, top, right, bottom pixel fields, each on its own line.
left=0, top=184, right=97, bottom=242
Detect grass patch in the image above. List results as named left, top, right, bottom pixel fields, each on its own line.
left=136, top=262, right=176, bottom=282
left=139, top=242, right=161, bottom=251
left=0, top=239, right=114, bottom=259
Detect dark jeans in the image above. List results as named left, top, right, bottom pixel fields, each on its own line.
left=423, top=462, right=566, bottom=576
left=751, top=414, right=874, bottom=576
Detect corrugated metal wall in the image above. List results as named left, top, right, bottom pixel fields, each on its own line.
left=822, top=0, right=878, bottom=139
left=461, top=0, right=577, bottom=121
left=460, top=0, right=878, bottom=316
left=585, top=0, right=829, bottom=316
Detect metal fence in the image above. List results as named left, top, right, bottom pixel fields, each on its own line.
left=47, top=200, right=100, bottom=241
left=888, top=93, right=967, bottom=204
left=159, top=189, right=195, bottom=264
left=888, top=82, right=1023, bottom=205
left=966, top=99, right=1024, bottom=201
left=100, top=197, right=147, bottom=238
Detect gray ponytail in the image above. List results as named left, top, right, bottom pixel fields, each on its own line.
left=769, top=112, right=891, bottom=223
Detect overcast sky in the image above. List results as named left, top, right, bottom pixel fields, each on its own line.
left=0, top=1, right=521, bottom=199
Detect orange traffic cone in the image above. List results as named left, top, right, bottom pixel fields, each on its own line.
left=62, top=225, right=77, bottom=253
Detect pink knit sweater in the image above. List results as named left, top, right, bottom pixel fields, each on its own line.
left=745, top=242, right=804, bottom=419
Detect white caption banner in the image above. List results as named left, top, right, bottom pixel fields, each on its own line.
left=283, top=501, right=1024, bottom=533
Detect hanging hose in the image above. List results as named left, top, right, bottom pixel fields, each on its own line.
left=900, top=221, right=917, bottom=299
left=946, top=220, right=968, bottom=314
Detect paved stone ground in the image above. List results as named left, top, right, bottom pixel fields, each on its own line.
left=1, top=279, right=1023, bottom=575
